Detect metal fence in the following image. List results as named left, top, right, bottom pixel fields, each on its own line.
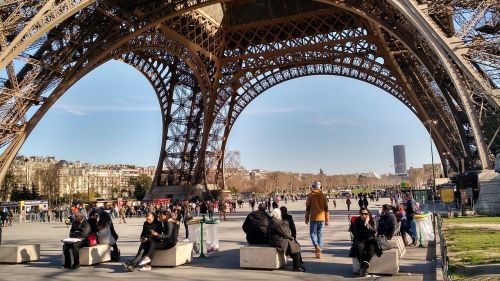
left=436, top=214, right=451, bottom=281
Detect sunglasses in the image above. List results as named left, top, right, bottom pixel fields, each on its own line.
left=361, top=213, right=369, bottom=216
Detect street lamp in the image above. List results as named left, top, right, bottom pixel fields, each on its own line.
left=425, top=120, right=438, bottom=202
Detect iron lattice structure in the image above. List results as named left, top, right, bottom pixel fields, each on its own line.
left=0, top=0, right=499, bottom=197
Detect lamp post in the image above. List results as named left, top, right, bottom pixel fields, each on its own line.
left=426, top=120, right=438, bottom=203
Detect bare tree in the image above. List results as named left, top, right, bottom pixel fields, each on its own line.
left=224, top=150, right=243, bottom=181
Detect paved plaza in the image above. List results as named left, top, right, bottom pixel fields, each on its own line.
left=0, top=198, right=436, bottom=280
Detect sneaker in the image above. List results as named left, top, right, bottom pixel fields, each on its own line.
left=138, top=266, right=151, bottom=271
left=138, top=257, right=151, bottom=266
left=293, top=267, right=306, bottom=272
left=122, top=262, right=134, bottom=272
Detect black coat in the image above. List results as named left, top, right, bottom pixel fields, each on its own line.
left=88, top=218, right=98, bottom=234
left=351, top=216, right=376, bottom=242
left=155, top=219, right=179, bottom=244
left=378, top=211, right=397, bottom=239
left=69, top=219, right=91, bottom=246
left=140, top=220, right=158, bottom=241
left=242, top=210, right=270, bottom=244
left=281, top=213, right=297, bottom=239
left=267, top=218, right=300, bottom=255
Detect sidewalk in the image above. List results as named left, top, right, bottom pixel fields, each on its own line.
left=0, top=198, right=436, bottom=280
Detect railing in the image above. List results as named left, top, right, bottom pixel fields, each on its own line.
left=436, top=214, right=452, bottom=281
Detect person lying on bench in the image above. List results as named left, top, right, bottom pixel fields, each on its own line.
left=136, top=210, right=181, bottom=271
left=62, top=212, right=91, bottom=269
left=122, top=212, right=158, bottom=272
left=242, top=203, right=270, bottom=244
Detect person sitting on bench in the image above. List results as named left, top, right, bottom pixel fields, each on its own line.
left=268, top=208, right=305, bottom=272
left=62, top=212, right=91, bottom=269
left=136, top=210, right=181, bottom=271
left=351, top=207, right=380, bottom=276
left=122, top=212, right=158, bottom=272
left=378, top=204, right=397, bottom=240
left=242, top=203, right=270, bottom=244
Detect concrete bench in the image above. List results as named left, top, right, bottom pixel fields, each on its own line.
left=388, top=236, right=406, bottom=258
left=62, top=244, right=111, bottom=266
left=352, top=248, right=399, bottom=275
left=150, top=242, right=193, bottom=267
left=240, top=245, right=286, bottom=270
left=0, top=244, right=40, bottom=263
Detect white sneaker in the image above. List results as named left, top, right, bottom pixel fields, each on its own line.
left=138, top=258, right=151, bottom=266
left=138, top=266, right=151, bottom=271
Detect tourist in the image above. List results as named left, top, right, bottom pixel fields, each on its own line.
left=268, top=209, right=305, bottom=272
left=97, top=211, right=120, bottom=261
left=62, top=212, right=91, bottom=269
left=218, top=200, right=227, bottom=221
left=378, top=204, right=397, bottom=239
left=136, top=210, right=180, bottom=271
left=280, top=206, right=296, bottom=239
left=403, top=193, right=417, bottom=246
left=181, top=200, right=192, bottom=239
left=208, top=200, right=215, bottom=219
left=305, top=181, right=329, bottom=259
left=200, top=200, right=208, bottom=218
left=363, top=196, right=369, bottom=209
left=272, top=200, right=279, bottom=209
left=119, top=206, right=126, bottom=224
left=242, top=203, right=270, bottom=244
left=351, top=207, right=380, bottom=276
left=122, top=212, right=158, bottom=272
left=346, top=197, right=351, bottom=211
left=87, top=210, right=99, bottom=235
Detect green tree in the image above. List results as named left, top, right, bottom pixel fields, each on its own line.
left=130, top=174, right=152, bottom=201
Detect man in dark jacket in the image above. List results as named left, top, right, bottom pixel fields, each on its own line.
left=242, top=203, right=270, bottom=244
left=135, top=210, right=180, bottom=271
left=62, top=212, right=91, bottom=269
left=122, top=212, right=158, bottom=271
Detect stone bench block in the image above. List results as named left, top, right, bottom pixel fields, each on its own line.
left=353, top=248, right=399, bottom=275
left=63, top=244, right=111, bottom=266
left=0, top=244, right=40, bottom=263
left=240, top=245, right=286, bottom=269
left=388, top=236, right=406, bottom=257
left=150, top=242, right=193, bottom=267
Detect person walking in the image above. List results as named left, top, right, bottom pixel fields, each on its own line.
left=305, top=181, right=329, bottom=259
left=346, top=197, right=351, bottom=211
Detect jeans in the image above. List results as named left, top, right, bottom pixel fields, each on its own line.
left=309, top=221, right=325, bottom=248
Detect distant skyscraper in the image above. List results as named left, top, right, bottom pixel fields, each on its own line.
left=393, top=145, right=407, bottom=175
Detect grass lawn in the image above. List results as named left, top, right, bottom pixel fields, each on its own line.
left=443, top=217, right=500, bottom=277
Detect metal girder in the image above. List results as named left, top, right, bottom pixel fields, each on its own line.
left=1, top=0, right=498, bottom=195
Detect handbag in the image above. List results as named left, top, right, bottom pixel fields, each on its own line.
left=88, top=233, right=97, bottom=246
left=375, top=235, right=391, bottom=251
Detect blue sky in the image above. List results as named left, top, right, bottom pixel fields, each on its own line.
left=19, top=60, right=439, bottom=175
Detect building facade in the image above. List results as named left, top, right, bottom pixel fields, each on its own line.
left=8, top=156, right=153, bottom=199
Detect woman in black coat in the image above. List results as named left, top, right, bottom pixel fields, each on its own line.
left=378, top=204, right=397, bottom=239
left=267, top=209, right=305, bottom=272
left=351, top=207, right=379, bottom=276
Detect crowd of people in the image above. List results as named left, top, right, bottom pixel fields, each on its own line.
left=241, top=181, right=420, bottom=276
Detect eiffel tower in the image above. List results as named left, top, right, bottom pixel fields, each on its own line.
left=0, top=0, right=498, bottom=199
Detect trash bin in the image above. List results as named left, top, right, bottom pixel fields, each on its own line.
left=187, top=220, right=202, bottom=256
left=205, top=220, right=219, bottom=254
left=415, top=213, right=435, bottom=243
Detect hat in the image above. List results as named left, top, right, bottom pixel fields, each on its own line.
left=312, top=181, right=321, bottom=189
